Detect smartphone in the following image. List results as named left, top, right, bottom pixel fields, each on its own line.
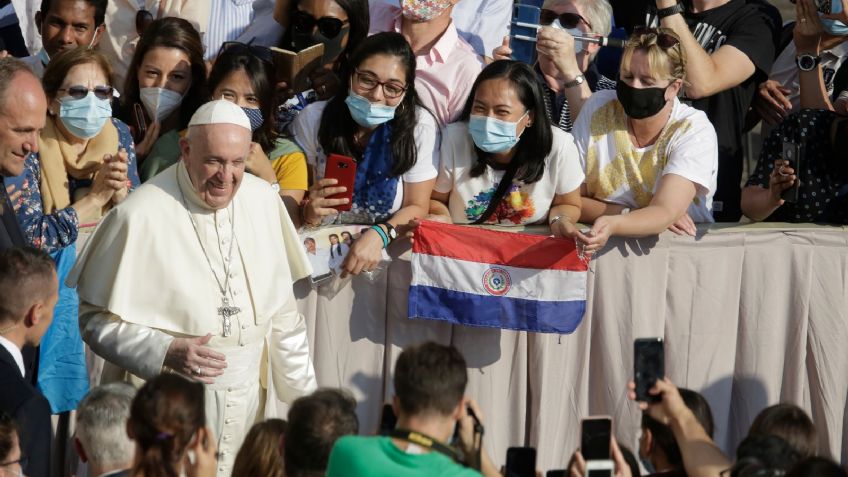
left=780, top=140, right=801, bottom=203
left=634, top=338, right=664, bottom=403
left=323, top=154, right=356, bottom=211
left=510, top=4, right=541, bottom=64
left=379, top=403, right=397, bottom=434
left=547, top=471, right=567, bottom=477
left=133, top=103, right=147, bottom=140
left=581, top=416, right=611, bottom=461
left=505, top=447, right=537, bottom=477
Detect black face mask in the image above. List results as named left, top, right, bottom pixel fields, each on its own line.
left=616, top=81, right=670, bottom=119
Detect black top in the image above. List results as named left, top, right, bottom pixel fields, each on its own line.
left=0, top=345, right=52, bottom=477
left=0, top=175, right=26, bottom=251
left=647, top=0, right=777, bottom=221
left=747, top=109, right=848, bottom=223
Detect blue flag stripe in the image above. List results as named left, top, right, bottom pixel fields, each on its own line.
left=408, top=285, right=585, bottom=334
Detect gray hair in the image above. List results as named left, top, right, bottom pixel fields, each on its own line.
left=542, top=0, right=613, bottom=37
left=0, top=57, right=35, bottom=111
left=75, top=383, right=136, bottom=468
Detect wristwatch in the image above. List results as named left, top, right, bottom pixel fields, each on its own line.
left=382, top=223, right=398, bottom=242
left=563, top=74, right=585, bottom=89
left=656, top=2, right=686, bottom=19
left=796, top=54, right=821, bottom=72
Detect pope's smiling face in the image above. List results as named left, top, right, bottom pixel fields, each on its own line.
left=180, top=123, right=251, bottom=210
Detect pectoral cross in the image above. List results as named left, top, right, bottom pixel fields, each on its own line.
left=218, top=298, right=241, bottom=337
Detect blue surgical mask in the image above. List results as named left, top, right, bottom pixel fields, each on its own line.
left=345, top=92, right=398, bottom=128
left=59, top=91, right=112, bottom=139
left=821, top=2, right=848, bottom=36
left=468, top=112, right=529, bottom=153
left=551, top=19, right=585, bottom=54
left=241, top=107, right=264, bottom=132
left=38, top=48, right=50, bottom=66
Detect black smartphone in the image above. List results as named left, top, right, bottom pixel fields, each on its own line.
left=634, top=338, right=664, bottom=403
left=133, top=103, right=147, bottom=141
left=547, top=471, right=567, bottom=477
left=510, top=4, right=541, bottom=64
left=505, top=447, right=537, bottom=477
left=581, top=417, right=611, bottom=461
left=780, top=140, right=802, bottom=203
left=379, top=403, right=397, bottom=434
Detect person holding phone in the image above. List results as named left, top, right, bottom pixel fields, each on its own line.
left=275, top=0, right=370, bottom=131
left=209, top=42, right=310, bottom=226
left=492, top=0, right=616, bottom=133
left=740, top=108, right=848, bottom=223
left=573, top=27, right=719, bottom=254
left=117, top=17, right=208, bottom=182
left=293, top=32, right=439, bottom=277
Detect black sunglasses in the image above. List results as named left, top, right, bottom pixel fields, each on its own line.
left=58, top=85, right=114, bottom=100
left=539, top=10, right=592, bottom=30
left=219, top=41, right=274, bottom=64
left=0, top=454, right=28, bottom=469
left=633, top=26, right=681, bottom=49
left=292, top=10, right=349, bottom=39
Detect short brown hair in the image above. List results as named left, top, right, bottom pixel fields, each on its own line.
left=0, top=412, right=18, bottom=462
left=42, top=47, right=114, bottom=102
left=0, top=247, right=56, bottom=324
left=620, top=27, right=686, bottom=82
left=285, top=389, right=358, bottom=477
left=748, top=403, right=817, bottom=458
left=394, top=342, right=468, bottom=417
left=233, top=419, right=287, bottom=477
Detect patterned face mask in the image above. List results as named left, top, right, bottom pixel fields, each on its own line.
left=401, top=0, right=453, bottom=22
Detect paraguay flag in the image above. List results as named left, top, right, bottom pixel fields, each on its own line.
left=408, top=220, right=588, bottom=334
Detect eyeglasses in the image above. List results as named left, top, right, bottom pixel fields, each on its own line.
left=136, top=8, right=154, bottom=37
left=58, top=85, right=114, bottom=100
left=353, top=70, right=407, bottom=99
left=632, top=26, right=681, bottom=49
left=219, top=41, right=274, bottom=65
left=0, top=454, right=28, bottom=474
left=539, top=10, right=592, bottom=30
left=292, top=10, right=350, bottom=39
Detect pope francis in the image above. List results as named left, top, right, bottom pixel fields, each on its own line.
left=68, top=100, right=317, bottom=474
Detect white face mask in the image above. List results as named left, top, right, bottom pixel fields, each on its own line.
left=551, top=19, right=585, bottom=54
left=140, top=87, right=184, bottom=122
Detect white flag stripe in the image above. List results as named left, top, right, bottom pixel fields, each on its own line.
left=411, top=253, right=587, bottom=302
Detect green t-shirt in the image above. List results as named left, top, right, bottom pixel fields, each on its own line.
left=326, top=436, right=482, bottom=477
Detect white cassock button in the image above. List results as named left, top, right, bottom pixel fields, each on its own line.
left=225, top=418, right=235, bottom=424
left=233, top=289, right=240, bottom=296
left=241, top=323, right=248, bottom=329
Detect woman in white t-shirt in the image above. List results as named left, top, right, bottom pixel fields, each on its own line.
left=573, top=27, right=718, bottom=254
left=292, top=32, right=439, bottom=276
left=429, top=60, right=584, bottom=235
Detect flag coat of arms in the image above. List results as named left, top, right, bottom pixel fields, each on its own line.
left=408, top=220, right=588, bottom=333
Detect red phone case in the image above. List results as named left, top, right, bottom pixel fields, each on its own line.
left=323, top=154, right=356, bottom=211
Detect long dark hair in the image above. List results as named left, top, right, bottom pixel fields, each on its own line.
left=208, top=47, right=276, bottom=152
left=280, top=0, right=369, bottom=72
left=121, top=17, right=207, bottom=131
left=129, top=374, right=205, bottom=477
left=317, top=32, right=421, bottom=177
left=459, top=60, right=553, bottom=223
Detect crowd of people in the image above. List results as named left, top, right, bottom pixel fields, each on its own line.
left=0, top=0, right=846, bottom=475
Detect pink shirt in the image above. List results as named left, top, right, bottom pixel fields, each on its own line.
left=369, top=6, right=484, bottom=126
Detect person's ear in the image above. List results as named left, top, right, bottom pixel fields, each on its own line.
left=666, top=79, right=683, bottom=101
left=73, top=437, right=88, bottom=463
left=641, top=428, right=653, bottom=456
left=23, top=303, right=42, bottom=329
left=178, top=137, right=191, bottom=160
left=525, top=110, right=535, bottom=128
left=126, top=421, right=135, bottom=440
left=391, top=395, right=401, bottom=419
left=585, top=41, right=601, bottom=56
left=451, top=396, right=469, bottom=421
left=92, top=24, right=106, bottom=47
left=35, top=12, right=43, bottom=35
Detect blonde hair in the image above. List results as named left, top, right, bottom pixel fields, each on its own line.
left=620, top=28, right=686, bottom=83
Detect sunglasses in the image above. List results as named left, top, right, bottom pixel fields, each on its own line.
left=58, top=85, right=114, bottom=100
left=539, top=10, right=592, bottom=30
left=633, top=26, right=681, bottom=49
left=219, top=41, right=274, bottom=64
left=292, top=10, right=349, bottom=39
left=136, top=8, right=154, bottom=37
left=353, top=69, right=407, bottom=99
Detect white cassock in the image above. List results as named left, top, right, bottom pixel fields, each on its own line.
left=68, top=162, right=318, bottom=475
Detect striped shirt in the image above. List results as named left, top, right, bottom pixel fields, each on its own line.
left=204, top=0, right=256, bottom=59
left=540, top=63, right=617, bottom=133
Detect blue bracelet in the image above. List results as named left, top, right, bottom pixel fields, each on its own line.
left=370, top=225, right=389, bottom=248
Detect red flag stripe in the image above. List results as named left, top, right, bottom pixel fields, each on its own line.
left=413, top=220, right=588, bottom=271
